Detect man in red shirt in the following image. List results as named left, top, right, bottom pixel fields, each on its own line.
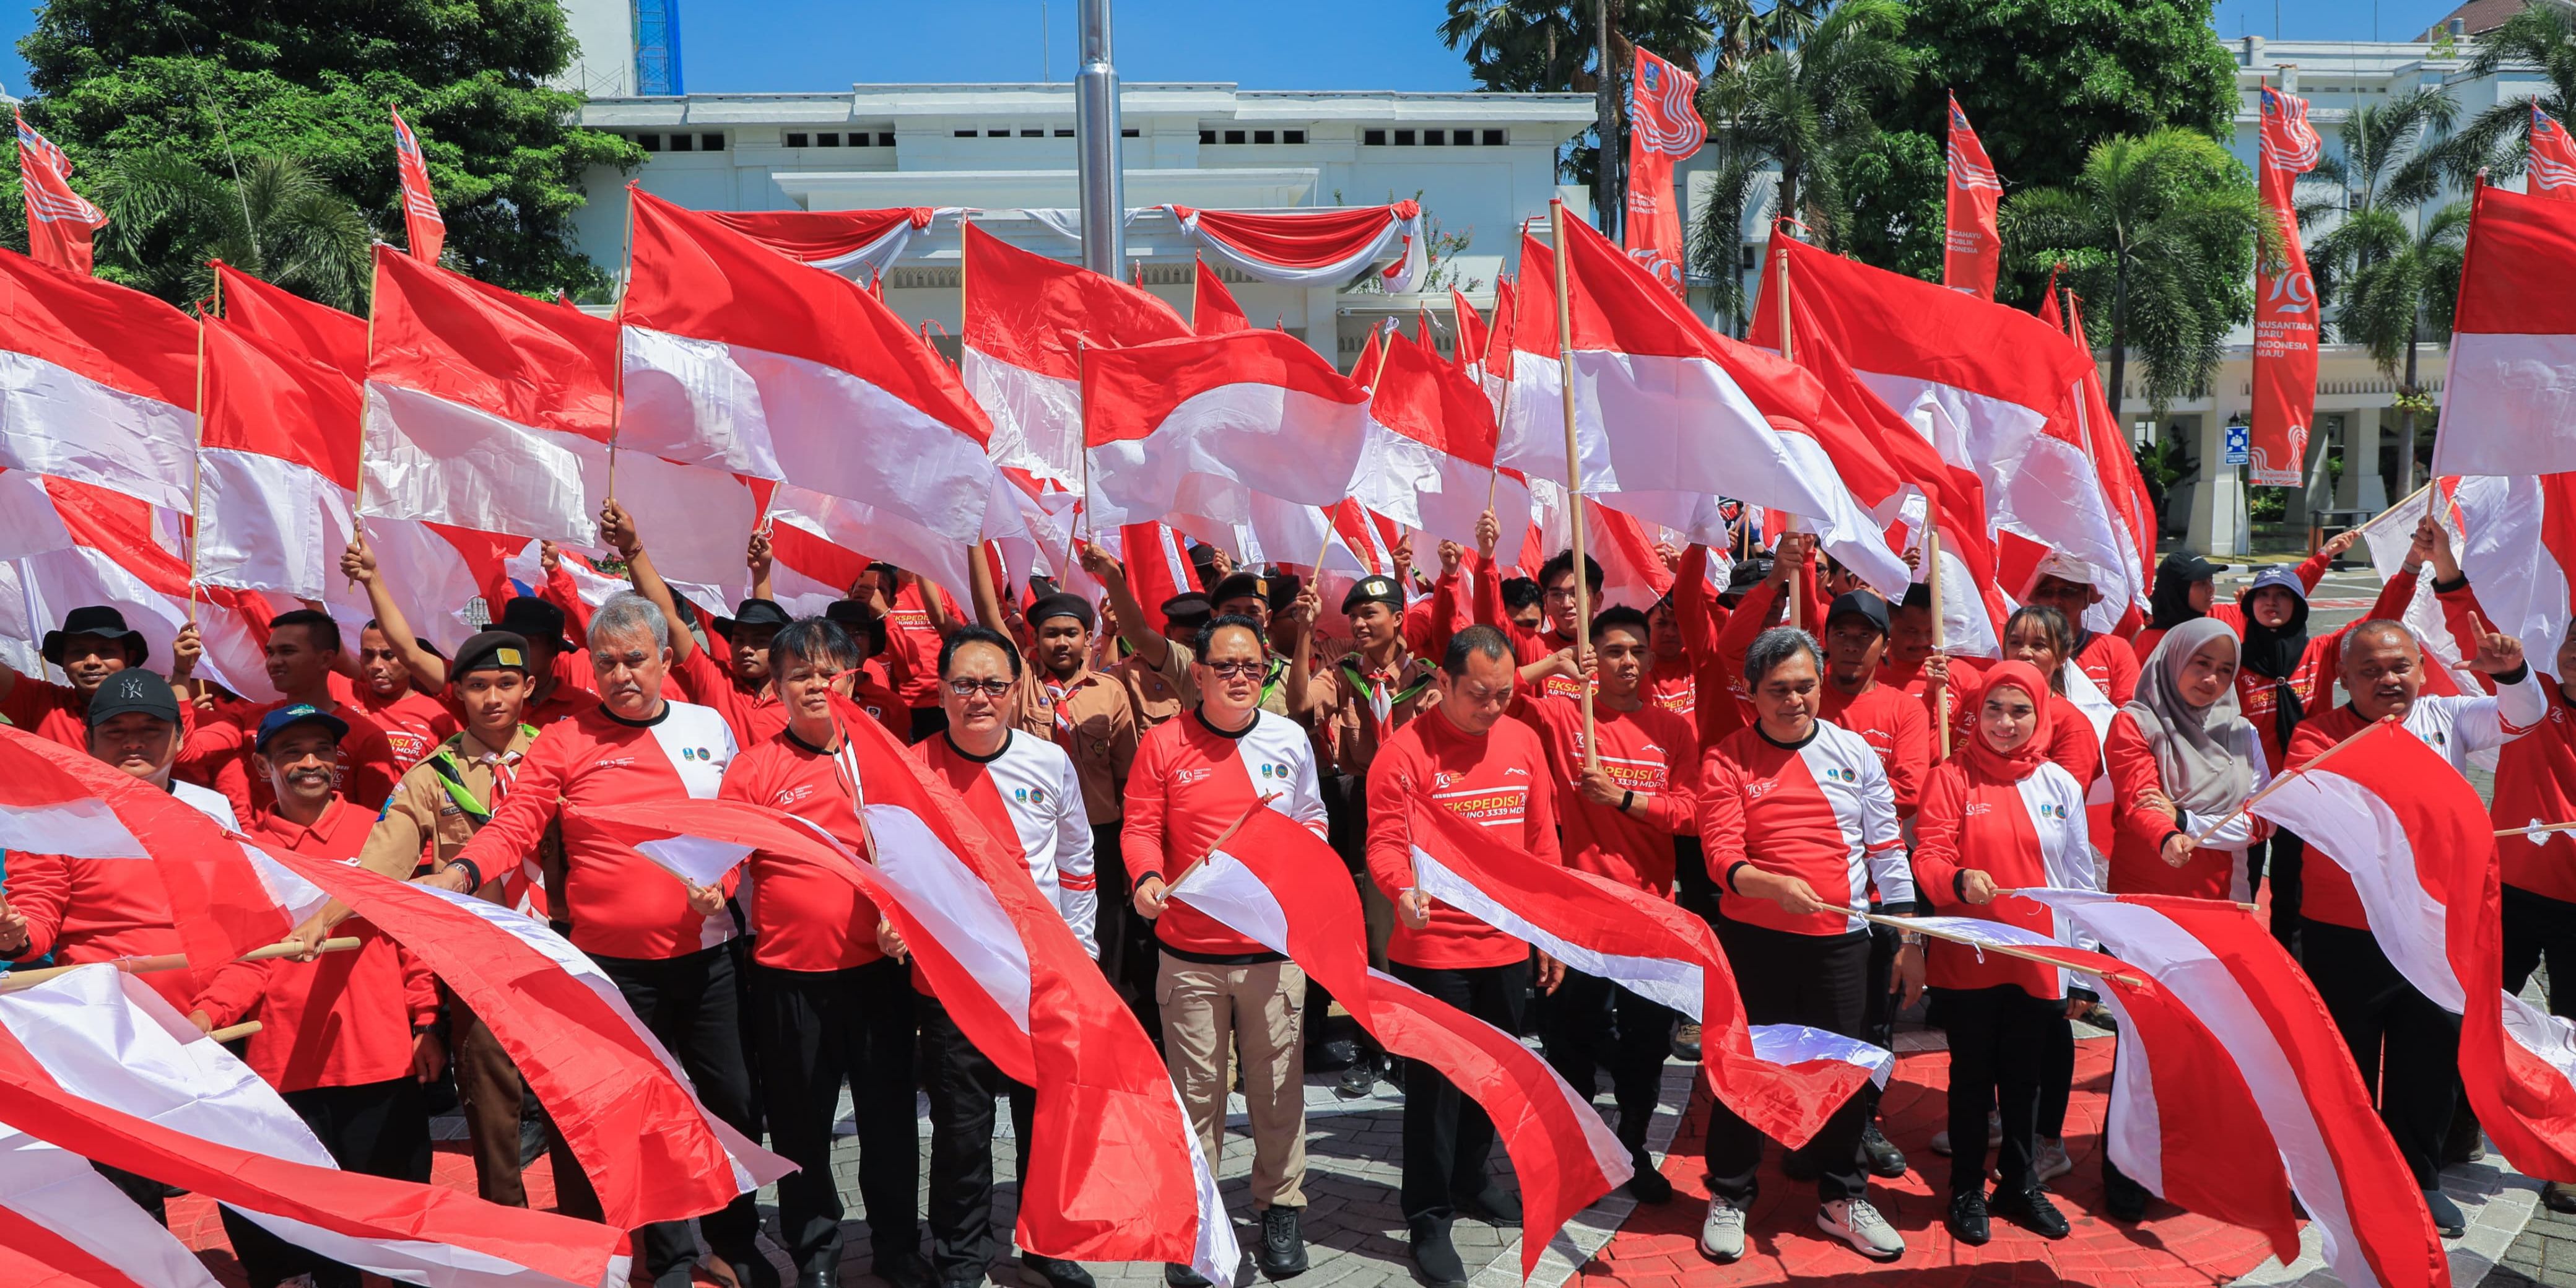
left=1881, top=583, right=1973, bottom=745
left=1469, top=510, right=1598, bottom=703
left=1127, top=614, right=1331, bottom=1286
left=345, top=617, right=460, bottom=772
left=824, top=598, right=910, bottom=739
left=342, top=534, right=600, bottom=731
left=179, top=607, right=400, bottom=823
left=2022, top=553, right=2139, bottom=706
left=605, top=501, right=794, bottom=749
left=721, top=619, right=929, bottom=1288
left=1364, top=625, right=1565, bottom=1288
left=188, top=705, right=442, bottom=1288
left=859, top=562, right=962, bottom=741
left=0, top=605, right=201, bottom=748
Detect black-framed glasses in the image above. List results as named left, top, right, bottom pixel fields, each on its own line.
left=1203, top=659, right=1266, bottom=678
left=945, top=677, right=1014, bottom=697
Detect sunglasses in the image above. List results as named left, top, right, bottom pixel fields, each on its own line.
left=945, top=677, right=1014, bottom=697
left=1203, top=659, right=1266, bottom=678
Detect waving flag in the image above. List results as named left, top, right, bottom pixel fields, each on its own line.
left=1165, top=201, right=1426, bottom=293
left=1081, top=328, right=1379, bottom=531
left=2533, top=106, right=2576, bottom=203
left=2433, top=183, right=2576, bottom=477
left=1623, top=46, right=1704, bottom=298
left=1943, top=94, right=2004, bottom=300
left=1363, top=331, right=1530, bottom=559
left=961, top=221, right=1190, bottom=486
left=1175, top=809, right=1630, bottom=1280
left=0, top=1123, right=226, bottom=1288
left=390, top=106, right=445, bottom=265
left=13, top=111, right=105, bottom=276
left=2248, top=721, right=2576, bottom=1184
left=1191, top=258, right=1251, bottom=334
left=703, top=206, right=939, bottom=281
left=2253, top=86, right=2323, bottom=489
left=0, top=248, right=197, bottom=512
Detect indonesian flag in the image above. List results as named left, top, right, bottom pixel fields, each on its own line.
left=1081, top=328, right=1382, bottom=531
left=2431, top=183, right=2576, bottom=478
left=1450, top=287, right=1487, bottom=370
left=1505, top=215, right=1910, bottom=595
left=391, top=106, right=445, bottom=265
left=1942, top=94, right=2003, bottom=301
left=1622, top=45, right=1704, bottom=298
left=2021, top=889, right=2452, bottom=1288
left=1192, top=258, right=1251, bottom=334
left=0, top=965, right=627, bottom=1288
left=619, top=189, right=1001, bottom=560
left=586, top=705, right=1239, bottom=1284
left=1404, top=804, right=1887, bottom=1144
left=1365, top=331, right=1531, bottom=563
left=2533, top=105, right=2576, bottom=202
left=1749, top=235, right=2152, bottom=629
left=961, top=220, right=1190, bottom=486
left=0, top=248, right=196, bottom=513
left=2253, top=86, right=2324, bottom=489
left=0, top=1121, right=227, bottom=1288
left=1514, top=481, right=1677, bottom=609
left=1350, top=319, right=1388, bottom=387
left=1165, top=201, right=1427, bottom=293
left=2248, top=722, right=2576, bottom=1184
left=702, top=206, right=938, bottom=281
left=13, top=111, right=105, bottom=276
left=1173, top=809, right=1630, bottom=1279
left=1110, top=521, right=1197, bottom=634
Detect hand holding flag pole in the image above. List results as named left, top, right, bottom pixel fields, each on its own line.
left=1139, top=791, right=1280, bottom=918
left=0, top=936, right=363, bottom=994
left=1546, top=199, right=1599, bottom=770
left=1848, top=906, right=2146, bottom=988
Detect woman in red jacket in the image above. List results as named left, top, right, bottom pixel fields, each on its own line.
left=1910, top=660, right=2089, bottom=1247
left=2106, top=618, right=2269, bottom=900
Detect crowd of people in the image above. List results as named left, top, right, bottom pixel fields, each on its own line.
left=0, top=496, right=2557, bottom=1288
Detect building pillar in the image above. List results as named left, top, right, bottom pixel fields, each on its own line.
left=2334, top=406, right=2389, bottom=513
left=1302, top=286, right=1338, bottom=364
left=2185, top=414, right=2251, bottom=557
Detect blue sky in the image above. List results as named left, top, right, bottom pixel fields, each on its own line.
left=0, top=0, right=2475, bottom=103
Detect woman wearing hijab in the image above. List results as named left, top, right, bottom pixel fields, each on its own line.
left=2108, top=619, right=2273, bottom=902
left=1910, top=660, right=2089, bottom=1247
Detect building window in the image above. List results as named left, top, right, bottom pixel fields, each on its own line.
left=1052, top=128, right=1071, bottom=138
left=1121, top=127, right=1139, bottom=137
left=702, top=133, right=724, bottom=151
left=1422, top=129, right=1443, bottom=146
left=785, top=132, right=809, bottom=148
left=1020, top=128, right=1043, bottom=137
left=954, top=129, right=976, bottom=137
left=1284, top=129, right=1306, bottom=144
left=1224, top=129, right=1246, bottom=144
left=817, top=132, right=840, bottom=146
left=1453, top=129, right=1474, bottom=146
left=1254, top=129, right=1275, bottom=144
left=879, top=132, right=897, bottom=146
left=1482, top=128, right=1507, bottom=146
left=1200, top=129, right=1216, bottom=144
left=989, top=129, right=1009, bottom=137
left=851, top=131, right=871, bottom=146
left=1364, top=128, right=1386, bottom=146
left=1393, top=129, right=1416, bottom=145
left=637, top=133, right=662, bottom=151
left=669, top=133, right=693, bottom=151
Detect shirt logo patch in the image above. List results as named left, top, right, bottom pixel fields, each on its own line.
left=774, top=785, right=816, bottom=807
left=1504, top=767, right=1530, bottom=777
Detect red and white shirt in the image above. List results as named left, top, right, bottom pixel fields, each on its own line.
left=452, top=700, right=740, bottom=960
left=1699, top=720, right=1912, bottom=936
left=720, top=726, right=888, bottom=973
left=1364, top=708, right=1561, bottom=969
left=915, top=729, right=1098, bottom=957
left=1124, top=708, right=1329, bottom=959
left=1819, top=681, right=1933, bottom=818
left=1910, top=759, right=2093, bottom=997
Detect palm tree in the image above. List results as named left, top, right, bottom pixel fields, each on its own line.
left=2337, top=201, right=2469, bottom=496
left=2440, top=3, right=2576, bottom=191
left=2304, top=85, right=2452, bottom=313
left=1684, top=142, right=1767, bottom=334
left=1692, top=0, right=1918, bottom=251
left=89, top=148, right=373, bottom=312
left=1440, top=0, right=1726, bottom=208
left=2003, top=128, right=2269, bottom=422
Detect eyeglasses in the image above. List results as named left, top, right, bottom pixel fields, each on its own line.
left=1203, top=659, right=1266, bottom=678
left=945, top=677, right=1013, bottom=697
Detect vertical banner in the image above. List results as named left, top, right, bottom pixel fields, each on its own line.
left=2533, top=105, right=2576, bottom=202
left=1622, top=45, right=1703, bottom=298
left=2252, top=85, right=2322, bottom=489
left=13, top=111, right=106, bottom=276
left=1942, top=94, right=2003, bottom=300
left=391, top=105, right=446, bottom=264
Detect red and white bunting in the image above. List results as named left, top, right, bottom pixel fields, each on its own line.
left=702, top=205, right=940, bottom=281
left=1164, top=201, right=1427, bottom=293
left=2432, top=183, right=2576, bottom=478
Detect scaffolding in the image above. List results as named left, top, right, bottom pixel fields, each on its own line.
left=633, top=0, right=684, bottom=96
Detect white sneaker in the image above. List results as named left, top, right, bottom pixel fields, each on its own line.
left=1700, top=1193, right=1747, bottom=1262
left=2035, top=1136, right=2073, bottom=1182
left=1817, top=1197, right=1905, bottom=1261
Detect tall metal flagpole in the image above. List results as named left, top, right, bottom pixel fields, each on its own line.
left=1074, top=0, right=1125, bottom=280
left=1549, top=199, right=1598, bottom=769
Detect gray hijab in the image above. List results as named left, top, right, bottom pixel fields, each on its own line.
left=2123, top=617, right=2255, bottom=818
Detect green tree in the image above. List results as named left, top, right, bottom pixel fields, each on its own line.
left=2304, top=85, right=2452, bottom=317
left=2003, top=127, right=2268, bottom=421
left=1694, top=0, right=1920, bottom=249
left=91, top=149, right=373, bottom=310
left=2336, top=202, right=2468, bottom=497
left=1440, top=0, right=1726, bottom=204
left=15, top=0, right=638, bottom=303
left=1837, top=129, right=1947, bottom=284
left=2441, top=4, right=2576, bottom=189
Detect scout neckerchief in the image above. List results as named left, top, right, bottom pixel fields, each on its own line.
left=424, top=723, right=539, bottom=829
left=1040, top=666, right=1089, bottom=738
left=1261, top=655, right=1289, bottom=708
left=1338, top=652, right=1431, bottom=739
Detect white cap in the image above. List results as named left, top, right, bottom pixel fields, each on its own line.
left=2033, top=549, right=2095, bottom=586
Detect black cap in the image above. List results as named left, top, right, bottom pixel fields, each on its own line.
left=1825, top=591, right=1890, bottom=636
left=2160, top=549, right=2228, bottom=581
left=716, top=599, right=793, bottom=633
left=493, top=596, right=575, bottom=654
left=1211, top=572, right=1270, bottom=609
left=1027, top=593, right=1096, bottom=631
left=85, top=669, right=181, bottom=728
left=1160, top=592, right=1213, bottom=635
left=823, top=598, right=890, bottom=656
left=43, top=606, right=147, bottom=666
left=1899, top=582, right=1934, bottom=611
left=1264, top=571, right=1302, bottom=614
left=255, top=703, right=349, bottom=753
left=451, top=630, right=534, bottom=680
left=1725, top=555, right=1772, bottom=594
left=1341, top=575, right=1403, bottom=614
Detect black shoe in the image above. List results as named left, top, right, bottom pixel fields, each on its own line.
left=1858, top=1122, right=1908, bottom=1179
left=1669, top=1021, right=1703, bottom=1063
left=1310, top=1038, right=1359, bottom=1072
left=2443, top=1115, right=2487, bottom=1167
left=1946, top=1190, right=1991, bottom=1246
left=1408, top=1217, right=1469, bottom=1288
left=1455, top=1184, right=1523, bottom=1224
left=2103, top=1160, right=2151, bottom=1222
left=1257, top=1205, right=1308, bottom=1280
left=2425, top=1188, right=2466, bottom=1238
left=1334, top=1056, right=1382, bottom=1100
left=1624, top=1150, right=1674, bottom=1205
left=1164, top=1266, right=1211, bottom=1288
left=1993, top=1186, right=2071, bottom=1239
left=2548, top=1180, right=2576, bottom=1214
left=724, top=1253, right=784, bottom=1288
left=876, top=1251, right=933, bottom=1288
left=795, top=1266, right=838, bottom=1288
left=1020, top=1255, right=1094, bottom=1288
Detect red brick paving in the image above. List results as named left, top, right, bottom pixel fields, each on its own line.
left=1580, top=1039, right=2286, bottom=1287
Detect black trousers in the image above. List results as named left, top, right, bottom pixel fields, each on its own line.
left=1858, top=916, right=1899, bottom=1123
left=1928, top=986, right=2060, bottom=1197
left=1391, top=958, right=1529, bottom=1225
left=2251, top=832, right=2305, bottom=959
left=1673, top=837, right=1717, bottom=928
left=2304, top=920, right=2460, bottom=1188
left=2037, top=1014, right=2076, bottom=1139
left=1542, top=968, right=1672, bottom=1155
left=2505, top=883, right=2576, bottom=1019
left=222, top=1077, right=432, bottom=1288
left=921, top=991, right=1036, bottom=1281
left=553, top=944, right=763, bottom=1276
left=1704, top=920, right=1871, bottom=1204
left=753, top=958, right=921, bottom=1274
left=1092, top=823, right=1161, bottom=1044
left=1319, top=775, right=1389, bottom=1058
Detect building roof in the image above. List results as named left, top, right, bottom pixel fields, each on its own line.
left=2422, top=0, right=2571, bottom=38
left=581, top=82, right=1597, bottom=128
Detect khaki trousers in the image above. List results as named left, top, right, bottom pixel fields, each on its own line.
left=1157, top=952, right=1308, bottom=1209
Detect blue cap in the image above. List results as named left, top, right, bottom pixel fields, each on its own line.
left=254, top=703, right=349, bottom=753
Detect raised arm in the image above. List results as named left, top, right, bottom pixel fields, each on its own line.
left=342, top=537, right=450, bottom=692
left=1082, top=541, right=1173, bottom=671
left=747, top=527, right=775, bottom=604
left=598, top=499, right=698, bottom=665
left=1283, top=585, right=1325, bottom=717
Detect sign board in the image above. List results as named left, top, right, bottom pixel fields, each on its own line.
left=2224, top=424, right=2252, bottom=466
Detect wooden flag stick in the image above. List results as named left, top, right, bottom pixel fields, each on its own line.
left=2499, top=820, right=2576, bottom=840
left=188, top=302, right=208, bottom=624
left=206, top=1020, right=263, bottom=1043
left=1853, top=909, right=2146, bottom=988
left=1995, top=887, right=2259, bottom=913
left=2189, top=715, right=2396, bottom=845
left=0, top=937, right=362, bottom=994
left=1775, top=246, right=1804, bottom=632
left=1547, top=201, right=1599, bottom=770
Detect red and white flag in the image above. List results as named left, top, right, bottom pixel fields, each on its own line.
left=1191, top=258, right=1251, bottom=335
left=1081, top=328, right=1380, bottom=531
left=1174, top=808, right=1630, bottom=1279
left=1108, top=521, right=1198, bottom=634
left=0, top=248, right=196, bottom=513
left=1165, top=202, right=1426, bottom=293
left=702, top=205, right=938, bottom=281
left=1449, top=287, right=1487, bottom=371
left=1622, top=45, right=1704, bottom=298
left=2248, top=721, right=2576, bottom=1184
left=590, top=703, right=1238, bottom=1282
left=13, top=111, right=105, bottom=276
left=2021, top=889, right=2452, bottom=1288
left=2533, top=106, right=2576, bottom=202
left=2432, top=183, right=2576, bottom=478
left=2253, top=86, right=2323, bottom=489
left=0, top=1122, right=227, bottom=1288
left=960, top=221, right=1190, bottom=486
left=1942, top=94, right=2003, bottom=300
left=0, top=965, right=627, bottom=1288
left=391, top=106, right=445, bottom=264
left=1365, top=331, right=1531, bottom=563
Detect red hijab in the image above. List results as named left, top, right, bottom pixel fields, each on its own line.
left=1962, top=659, right=2056, bottom=783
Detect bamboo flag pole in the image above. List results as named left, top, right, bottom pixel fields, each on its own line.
left=0, top=937, right=363, bottom=995
left=1996, top=887, right=2259, bottom=913
left=2498, top=820, right=2576, bottom=840
left=607, top=183, right=638, bottom=505
left=1775, top=246, right=1803, bottom=632
left=207, top=1020, right=263, bottom=1043
left=1549, top=199, right=1598, bottom=770
left=1076, top=336, right=1093, bottom=546
left=1852, top=908, right=2146, bottom=988
left=2189, top=714, right=2397, bottom=845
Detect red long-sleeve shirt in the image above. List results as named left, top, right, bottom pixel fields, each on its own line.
left=2102, top=710, right=2273, bottom=899
left=4, top=780, right=236, bottom=1011
left=180, top=698, right=401, bottom=824
left=1819, top=681, right=1932, bottom=818
left=1364, top=708, right=1561, bottom=968
left=189, top=798, right=439, bottom=1092
left=1470, top=552, right=1583, bottom=700
left=674, top=640, right=789, bottom=750
left=2070, top=633, right=2140, bottom=707
left=1, top=676, right=198, bottom=752
left=718, top=728, right=887, bottom=973
left=882, top=583, right=961, bottom=711
left=1909, top=758, right=2092, bottom=997
left=450, top=701, right=741, bottom=960
left=1121, top=709, right=1330, bottom=959
left=1698, top=720, right=1912, bottom=937
left=1513, top=693, right=1696, bottom=894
